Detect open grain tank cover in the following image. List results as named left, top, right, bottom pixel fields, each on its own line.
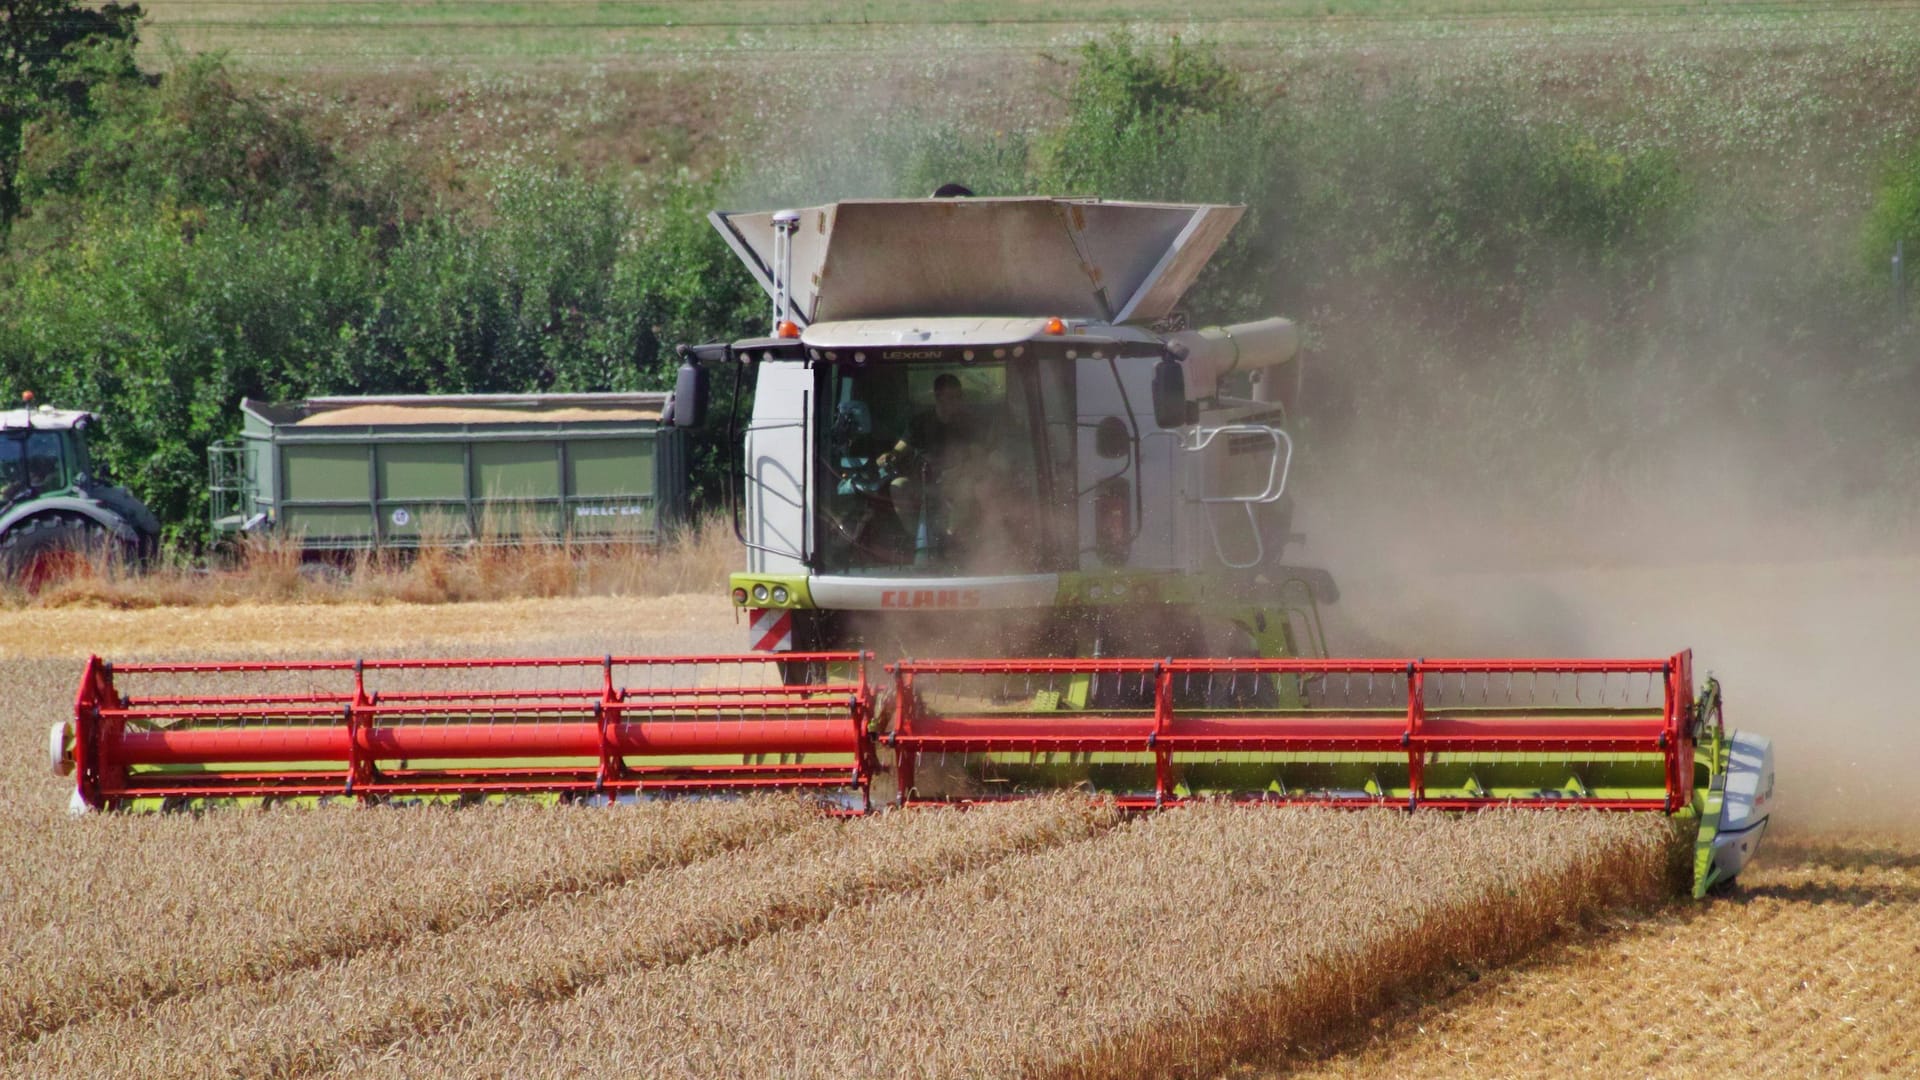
left=711, top=197, right=1244, bottom=325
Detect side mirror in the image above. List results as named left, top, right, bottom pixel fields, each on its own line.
left=1151, top=356, right=1188, bottom=429
left=673, top=361, right=709, bottom=429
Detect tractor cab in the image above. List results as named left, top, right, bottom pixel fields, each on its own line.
left=0, top=396, right=95, bottom=508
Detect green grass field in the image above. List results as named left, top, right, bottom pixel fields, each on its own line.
left=138, top=0, right=1920, bottom=69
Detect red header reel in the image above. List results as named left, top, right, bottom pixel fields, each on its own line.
left=61, top=650, right=1704, bottom=817
left=885, top=654, right=1699, bottom=811
left=66, top=653, right=873, bottom=810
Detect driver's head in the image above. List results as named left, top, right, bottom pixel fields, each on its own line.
left=932, top=374, right=964, bottom=423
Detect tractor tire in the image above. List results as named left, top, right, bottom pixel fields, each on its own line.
left=0, top=515, right=134, bottom=592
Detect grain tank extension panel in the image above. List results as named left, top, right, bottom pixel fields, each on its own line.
left=712, top=198, right=1243, bottom=324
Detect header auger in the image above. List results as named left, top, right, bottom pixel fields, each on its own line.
left=47, top=194, right=1774, bottom=898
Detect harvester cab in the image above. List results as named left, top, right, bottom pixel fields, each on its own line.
left=0, top=392, right=158, bottom=586
left=698, top=197, right=1334, bottom=664
left=50, top=196, right=1774, bottom=899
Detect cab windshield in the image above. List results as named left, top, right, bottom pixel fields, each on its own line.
left=818, top=361, right=1073, bottom=575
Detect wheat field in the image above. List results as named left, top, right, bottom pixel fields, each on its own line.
left=3, top=593, right=1913, bottom=1076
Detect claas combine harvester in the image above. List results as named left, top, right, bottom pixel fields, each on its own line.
left=51, top=197, right=1773, bottom=896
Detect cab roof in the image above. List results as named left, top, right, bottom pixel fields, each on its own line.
left=0, top=406, right=91, bottom=432
left=798, top=316, right=1161, bottom=353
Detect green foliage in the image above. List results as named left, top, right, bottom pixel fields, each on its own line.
left=1033, top=36, right=1290, bottom=321
left=361, top=165, right=638, bottom=396
left=17, top=51, right=422, bottom=254
left=619, top=174, right=763, bottom=508
left=1, top=209, right=379, bottom=539
left=1866, top=140, right=1920, bottom=289
left=0, top=163, right=766, bottom=540
left=0, top=0, right=143, bottom=240
left=1042, top=33, right=1258, bottom=198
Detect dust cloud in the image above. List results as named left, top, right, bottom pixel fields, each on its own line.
left=1289, top=363, right=1920, bottom=831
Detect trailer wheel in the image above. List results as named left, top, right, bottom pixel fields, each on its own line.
left=0, top=515, right=134, bottom=592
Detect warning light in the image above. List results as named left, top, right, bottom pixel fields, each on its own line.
left=1043, top=317, right=1066, bottom=335
left=776, top=320, right=801, bottom=339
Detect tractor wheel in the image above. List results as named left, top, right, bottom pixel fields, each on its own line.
left=0, top=516, right=134, bottom=592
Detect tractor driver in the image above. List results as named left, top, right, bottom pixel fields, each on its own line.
left=883, top=373, right=986, bottom=553
left=23, top=433, right=60, bottom=491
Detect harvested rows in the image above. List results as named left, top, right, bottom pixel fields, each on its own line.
left=0, top=797, right=814, bottom=1048
left=1279, top=830, right=1920, bottom=1078
left=325, top=807, right=1673, bottom=1079
left=8, top=798, right=1116, bottom=1079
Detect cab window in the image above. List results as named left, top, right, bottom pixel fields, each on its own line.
left=25, top=431, right=65, bottom=491
left=821, top=362, right=1062, bottom=575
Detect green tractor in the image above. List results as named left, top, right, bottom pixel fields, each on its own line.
left=0, top=394, right=159, bottom=587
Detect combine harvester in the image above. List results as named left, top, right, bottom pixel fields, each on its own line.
left=50, top=196, right=1772, bottom=896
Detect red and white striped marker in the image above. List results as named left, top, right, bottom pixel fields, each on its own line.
left=749, top=608, right=793, bottom=652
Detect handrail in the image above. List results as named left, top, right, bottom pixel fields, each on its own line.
left=1184, top=423, right=1293, bottom=569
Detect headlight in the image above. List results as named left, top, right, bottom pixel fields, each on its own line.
left=771, top=585, right=790, bottom=604
left=752, top=584, right=770, bottom=603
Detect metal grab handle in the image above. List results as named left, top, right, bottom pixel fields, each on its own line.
left=1182, top=424, right=1292, bottom=569
left=1187, top=424, right=1293, bottom=504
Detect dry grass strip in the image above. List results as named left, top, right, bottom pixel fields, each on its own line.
left=6, top=798, right=1117, bottom=1079
left=332, top=807, right=1673, bottom=1079
left=5, top=516, right=740, bottom=611
left=0, top=796, right=814, bottom=1048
